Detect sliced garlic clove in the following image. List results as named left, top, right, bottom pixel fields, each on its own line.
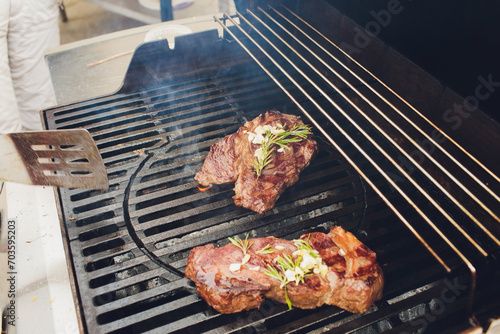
left=229, top=263, right=241, bottom=272
left=241, top=253, right=251, bottom=265
left=284, top=269, right=295, bottom=282
left=319, top=264, right=328, bottom=278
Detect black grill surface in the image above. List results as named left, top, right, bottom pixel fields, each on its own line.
left=42, top=12, right=500, bottom=334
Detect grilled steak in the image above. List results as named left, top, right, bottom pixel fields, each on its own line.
left=194, top=111, right=318, bottom=215
left=185, top=226, right=384, bottom=314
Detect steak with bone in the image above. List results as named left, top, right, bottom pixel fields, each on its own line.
left=185, top=226, right=384, bottom=314
left=194, top=111, right=318, bottom=215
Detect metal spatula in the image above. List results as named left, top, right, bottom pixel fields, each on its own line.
left=0, top=129, right=108, bottom=190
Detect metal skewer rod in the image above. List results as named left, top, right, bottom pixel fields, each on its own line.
left=215, top=13, right=455, bottom=271
left=275, top=4, right=500, bottom=193
left=217, top=12, right=481, bottom=312
left=235, top=7, right=488, bottom=258
left=245, top=8, right=499, bottom=249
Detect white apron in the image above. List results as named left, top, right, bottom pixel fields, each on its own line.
left=0, top=0, right=60, bottom=133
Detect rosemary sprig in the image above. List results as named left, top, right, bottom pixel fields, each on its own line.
left=264, top=264, right=292, bottom=309
left=228, top=234, right=254, bottom=255
left=294, top=236, right=316, bottom=254
left=263, top=238, right=328, bottom=309
left=252, top=124, right=313, bottom=177
left=277, top=254, right=299, bottom=271
left=264, top=254, right=312, bottom=310
left=264, top=264, right=288, bottom=288
left=256, top=244, right=274, bottom=254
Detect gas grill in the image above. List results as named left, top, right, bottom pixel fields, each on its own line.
left=42, top=0, right=500, bottom=333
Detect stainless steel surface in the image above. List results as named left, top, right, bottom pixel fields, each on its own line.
left=81, top=0, right=227, bottom=24
left=46, top=15, right=224, bottom=105
left=1, top=182, right=80, bottom=334
left=0, top=130, right=108, bottom=190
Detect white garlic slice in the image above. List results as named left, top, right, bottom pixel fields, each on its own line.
left=241, top=253, right=251, bottom=265
left=229, top=263, right=241, bottom=272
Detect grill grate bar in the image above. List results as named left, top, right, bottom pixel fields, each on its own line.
left=85, top=253, right=151, bottom=280
left=134, top=161, right=358, bottom=245
left=130, top=150, right=354, bottom=219
left=150, top=184, right=362, bottom=253
left=99, top=295, right=207, bottom=334
left=78, top=235, right=137, bottom=263
left=89, top=266, right=166, bottom=298
left=93, top=276, right=190, bottom=314
left=215, top=6, right=500, bottom=313
left=52, top=78, right=216, bottom=124
left=152, top=189, right=363, bottom=259
left=77, top=228, right=130, bottom=250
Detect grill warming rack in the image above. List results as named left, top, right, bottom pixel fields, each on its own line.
left=215, top=4, right=500, bottom=314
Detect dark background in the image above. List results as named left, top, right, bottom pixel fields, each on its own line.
left=324, top=0, right=500, bottom=123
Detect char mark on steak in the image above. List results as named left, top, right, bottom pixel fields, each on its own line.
left=185, top=226, right=384, bottom=314
left=194, top=111, right=318, bottom=215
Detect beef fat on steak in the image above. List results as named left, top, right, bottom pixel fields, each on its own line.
left=194, top=111, right=318, bottom=215
left=185, top=226, right=384, bottom=314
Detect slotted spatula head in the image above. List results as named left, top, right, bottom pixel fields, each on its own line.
left=0, top=129, right=108, bottom=190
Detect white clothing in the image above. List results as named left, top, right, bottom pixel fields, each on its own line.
left=0, top=0, right=60, bottom=134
